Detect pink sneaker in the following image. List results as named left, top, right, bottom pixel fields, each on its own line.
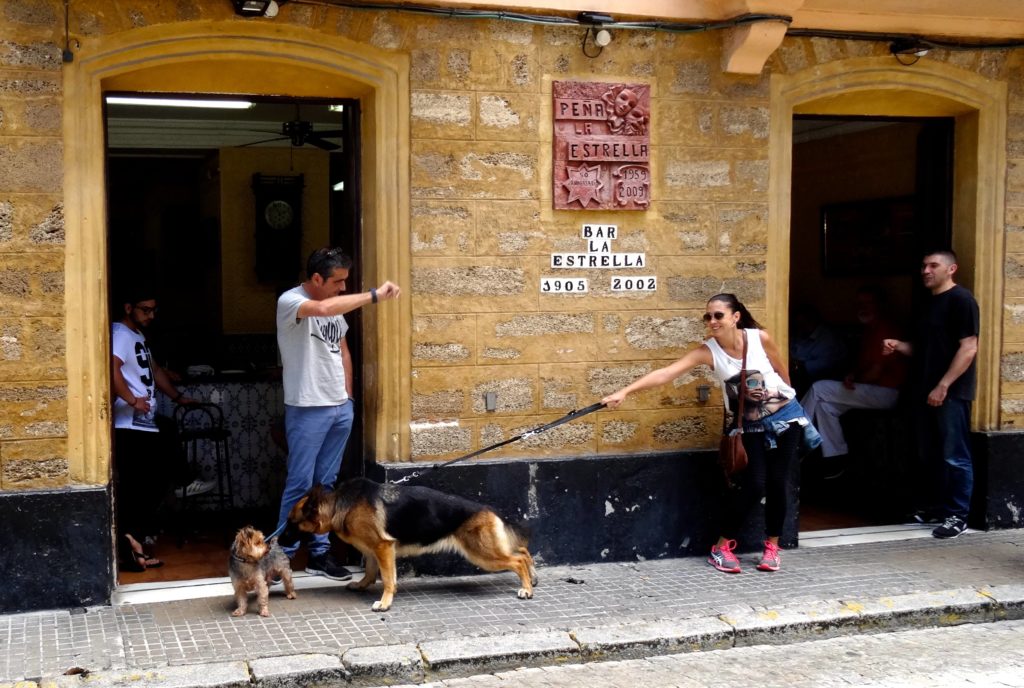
left=708, top=539, right=741, bottom=573
left=756, top=540, right=781, bottom=572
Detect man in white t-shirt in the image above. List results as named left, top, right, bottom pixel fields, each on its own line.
left=111, top=288, right=209, bottom=571
left=275, top=247, right=400, bottom=580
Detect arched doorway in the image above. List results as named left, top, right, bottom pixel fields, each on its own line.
left=63, top=23, right=412, bottom=583
left=767, top=57, right=1007, bottom=533
left=63, top=22, right=412, bottom=492
left=768, top=57, right=1007, bottom=431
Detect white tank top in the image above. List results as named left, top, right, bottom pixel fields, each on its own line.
left=705, top=329, right=795, bottom=413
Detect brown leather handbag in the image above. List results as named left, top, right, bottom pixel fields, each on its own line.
left=719, top=330, right=749, bottom=478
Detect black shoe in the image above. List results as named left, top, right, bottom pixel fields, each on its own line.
left=932, top=515, right=967, bottom=539
left=305, top=553, right=352, bottom=581
left=821, top=455, right=847, bottom=480
left=911, top=509, right=942, bottom=525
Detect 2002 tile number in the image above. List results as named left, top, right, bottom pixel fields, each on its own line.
left=611, top=276, right=657, bottom=291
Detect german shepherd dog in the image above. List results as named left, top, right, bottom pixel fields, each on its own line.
left=288, top=478, right=538, bottom=611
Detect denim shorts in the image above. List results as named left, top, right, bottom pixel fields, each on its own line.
left=742, top=399, right=822, bottom=454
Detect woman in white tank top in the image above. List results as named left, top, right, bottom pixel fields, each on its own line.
left=602, top=293, right=820, bottom=575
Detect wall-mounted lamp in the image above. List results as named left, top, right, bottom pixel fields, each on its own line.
left=231, top=0, right=280, bottom=17
left=890, top=38, right=930, bottom=65
left=696, top=384, right=711, bottom=404
left=579, top=11, right=614, bottom=58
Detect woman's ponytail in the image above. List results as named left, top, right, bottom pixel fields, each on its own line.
left=707, top=293, right=763, bottom=330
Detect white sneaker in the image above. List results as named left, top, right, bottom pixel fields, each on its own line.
left=175, top=478, right=217, bottom=498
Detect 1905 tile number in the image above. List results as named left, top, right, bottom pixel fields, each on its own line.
left=611, top=276, right=657, bottom=291
left=541, top=277, right=588, bottom=293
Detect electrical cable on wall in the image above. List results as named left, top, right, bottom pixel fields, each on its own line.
left=62, top=0, right=74, bottom=63
left=286, top=0, right=1024, bottom=55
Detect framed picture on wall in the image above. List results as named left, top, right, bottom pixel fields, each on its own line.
left=821, top=196, right=917, bottom=276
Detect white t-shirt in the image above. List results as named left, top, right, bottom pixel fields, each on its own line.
left=705, top=328, right=796, bottom=414
left=111, top=322, right=159, bottom=431
left=276, top=285, right=350, bottom=407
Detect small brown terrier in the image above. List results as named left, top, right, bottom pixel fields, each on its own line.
left=228, top=526, right=296, bottom=617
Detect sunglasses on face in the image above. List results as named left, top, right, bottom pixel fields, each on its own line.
left=745, top=377, right=764, bottom=389
left=703, top=311, right=727, bottom=323
left=134, top=305, right=158, bottom=315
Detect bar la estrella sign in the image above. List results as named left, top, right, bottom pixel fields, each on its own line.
left=553, top=81, right=651, bottom=211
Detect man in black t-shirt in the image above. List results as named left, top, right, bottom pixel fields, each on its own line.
left=883, top=250, right=979, bottom=539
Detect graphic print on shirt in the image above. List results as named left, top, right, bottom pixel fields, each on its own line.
left=310, top=317, right=342, bottom=354
left=724, top=369, right=790, bottom=424
left=132, top=340, right=158, bottom=430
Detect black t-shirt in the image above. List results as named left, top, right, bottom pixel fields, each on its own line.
left=912, top=284, right=979, bottom=401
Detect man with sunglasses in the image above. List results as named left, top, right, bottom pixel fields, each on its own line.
left=111, top=287, right=210, bottom=571
left=274, top=247, right=400, bottom=580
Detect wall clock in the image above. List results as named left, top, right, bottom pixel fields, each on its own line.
left=263, top=199, right=295, bottom=231
left=252, top=174, right=304, bottom=283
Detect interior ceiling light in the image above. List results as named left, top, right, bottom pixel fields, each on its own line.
left=105, top=96, right=255, bottom=109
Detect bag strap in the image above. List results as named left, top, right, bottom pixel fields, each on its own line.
left=721, top=330, right=750, bottom=434
left=735, top=330, right=748, bottom=431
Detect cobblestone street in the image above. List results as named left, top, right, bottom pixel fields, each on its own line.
left=397, top=619, right=1024, bottom=688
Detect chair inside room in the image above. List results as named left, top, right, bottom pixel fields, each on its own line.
left=173, top=402, right=235, bottom=543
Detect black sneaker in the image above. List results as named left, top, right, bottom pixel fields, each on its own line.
left=821, top=455, right=847, bottom=480
left=305, top=553, right=352, bottom=581
left=911, top=509, right=942, bottom=525
left=932, top=515, right=967, bottom=539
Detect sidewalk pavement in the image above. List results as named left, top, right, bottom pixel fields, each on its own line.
left=2, top=525, right=1023, bottom=687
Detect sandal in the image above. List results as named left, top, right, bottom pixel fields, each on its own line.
left=121, top=535, right=164, bottom=571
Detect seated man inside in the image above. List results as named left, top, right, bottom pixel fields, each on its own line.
left=800, top=285, right=907, bottom=479
left=790, top=303, right=848, bottom=396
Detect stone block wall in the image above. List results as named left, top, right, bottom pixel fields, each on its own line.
left=0, top=0, right=68, bottom=489
left=406, top=24, right=777, bottom=460
left=2, top=0, right=1024, bottom=485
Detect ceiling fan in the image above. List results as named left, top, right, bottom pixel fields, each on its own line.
left=241, top=104, right=343, bottom=151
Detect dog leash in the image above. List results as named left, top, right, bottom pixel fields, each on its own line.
left=264, top=401, right=607, bottom=536
left=391, top=401, right=607, bottom=485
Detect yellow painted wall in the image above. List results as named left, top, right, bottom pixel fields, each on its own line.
left=218, top=148, right=330, bottom=334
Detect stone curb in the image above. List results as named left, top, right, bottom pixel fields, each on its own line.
left=10, top=585, right=1023, bottom=688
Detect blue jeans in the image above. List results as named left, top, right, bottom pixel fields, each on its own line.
left=920, top=398, right=974, bottom=520
left=276, top=401, right=354, bottom=558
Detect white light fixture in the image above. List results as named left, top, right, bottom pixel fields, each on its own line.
left=332, top=181, right=345, bottom=191
left=105, top=96, right=255, bottom=109
left=328, top=104, right=345, bottom=113
left=231, top=0, right=274, bottom=16
left=594, top=29, right=612, bottom=47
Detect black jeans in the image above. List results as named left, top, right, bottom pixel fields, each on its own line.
left=722, top=421, right=801, bottom=540
left=113, top=427, right=189, bottom=542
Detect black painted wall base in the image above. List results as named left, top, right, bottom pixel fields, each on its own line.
left=373, top=450, right=799, bottom=577
left=973, top=431, right=1024, bottom=530
left=3, top=429, right=1020, bottom=614
left=0, top=487, right=112, bottom=614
